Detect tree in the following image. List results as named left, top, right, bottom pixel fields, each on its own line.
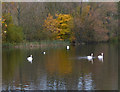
left=43, top=13, right=60, bottom=40
left=43, top=13, right=74, bottom=41
left=74, top=3, right=117, bottom=43
left=2, top=13, right=24, bottom=43
left=2, top=2, right=118, bottom=43
left=6, top=24, right=24, bottom=43
left=2, top=13, right=13, bottom=42
left=118, top=2, right=120, bottom=41
left=56, top=14, right=74, bottom=40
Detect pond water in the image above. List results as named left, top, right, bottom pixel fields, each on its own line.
left=2, top=43, right=118, bottom=90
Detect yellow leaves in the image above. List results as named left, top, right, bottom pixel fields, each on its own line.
left=43, top=13, right=74, bottom=40
left=80, top=5, right=91, bottom=22
left=61, top=23, right=68, bottom=28
left=2, top=15, right=9, bottom=38
left=5, top=24, right=7, bottom=27
left=4, top=31, right=7, bottom=33
left=86, top=5, right=90, bottom=12
left=56, top=14, right=73, bottom=39
left=57, top=14, right=72, bottom=23
left=56, top=36, right=61, bottom=39
left=2, top=21, right=4, bottom=24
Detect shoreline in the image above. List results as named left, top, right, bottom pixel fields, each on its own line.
left=2, top=40, right=70, bottom=49
left=2, top=40, right=118, bottom=49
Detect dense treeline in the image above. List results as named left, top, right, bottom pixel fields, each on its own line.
left=2, top=2, right=119, bottom=44
left=118, top=2, right=120, bottom=41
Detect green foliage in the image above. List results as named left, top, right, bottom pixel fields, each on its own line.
left=109, top=37, right=118, bottom=43
left=2, top=13, right=24, bottom=43
left=6, top=24, right=24, bottom=43
left=2, top=13, right=13, bottom=42
left=2, top=13, right=13, bottom=24
left=34, top=30, right=56, bottom=41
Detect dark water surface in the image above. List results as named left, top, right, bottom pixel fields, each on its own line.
left=2, top=43, right=118, bottom=90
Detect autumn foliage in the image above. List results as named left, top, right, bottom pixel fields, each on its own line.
left=2, top=2, right=119, bottom=44
left=43, top=13, right=74, bottom=41
left=2, top=14, right=24, bottom=43
left=74, top=3, right=117, bottom=43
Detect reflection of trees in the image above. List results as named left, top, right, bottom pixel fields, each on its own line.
left=45, top=71, right=94, bottom=90
left=2, top=48, right=25, bottom=90
left=46, top=75, right=66, bottom=90
left=43, top=44, right=117, bottom=90
left=45, top=49, right=73, bottom=76
left=19, top=61, right=23, bottom=90
left=3, top=43, right=118, bottom=90
left=44, top=47, right=96, bottom=90
left=92, top=43, right=118, bottom=90
left=78, top=73, right=94, bottom=90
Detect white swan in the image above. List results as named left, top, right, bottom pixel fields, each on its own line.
left=27, top=55, right=33, bottom=63
left=87, top=53, right=93, bottom=60
left=98, top=53, right=104, bottom=62
left=67, top=46, right=70, bottom=50
left=98, top=53, right=103, bottom=59
left=87, top=53, right=94, bottom=64
left=43, top=52, right=46, bottom=54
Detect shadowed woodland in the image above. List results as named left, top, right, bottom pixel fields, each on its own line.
left=2, top=2, right=119, bottom=45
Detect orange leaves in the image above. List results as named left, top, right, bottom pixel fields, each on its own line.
left=43, top=13, right=74, bottom=40
left=43, top=13, right=60, bottom=33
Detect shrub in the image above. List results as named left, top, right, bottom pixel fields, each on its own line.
left=6, top=24, right=24, bottom=43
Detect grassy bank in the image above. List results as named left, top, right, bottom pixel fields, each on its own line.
left=2, top=40, right=70, bottom=49
left=2, top=38, right=119, bottom=49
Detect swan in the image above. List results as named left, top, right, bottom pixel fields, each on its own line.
left=43, top=52, right=46, bottom=54
left=87, top=53, right=93, bottom=60
left=98, top=53, right=104, bottom=62
left=87, top=53, right=94, bottom=64
left=67, top=46, right=70, bottom=50
left=98, top=53, right=103, bottom=59
left=27, top=55, right=33, bottom=63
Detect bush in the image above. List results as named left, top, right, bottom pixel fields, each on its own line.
left=6, top=24, right=24, bottom=43
left=109, top=37, right=118, bottom=43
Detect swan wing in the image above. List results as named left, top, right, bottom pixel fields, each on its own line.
left=98, top=55, right=103, bottom=59
left=87, top=56, right=92, bottom=59
left=27, top=57, right=33, bottom=61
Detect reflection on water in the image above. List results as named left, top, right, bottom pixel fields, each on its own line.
left=78, top=73, right=94, bottom=90
left=2, top=43, right=118, bottom=90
